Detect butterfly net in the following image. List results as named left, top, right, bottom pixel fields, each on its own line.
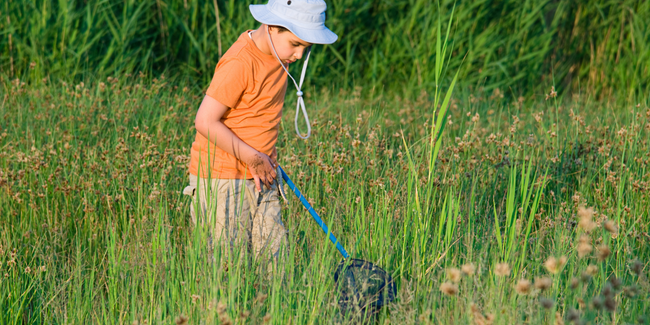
left=334, top=258, right=396, bottom=317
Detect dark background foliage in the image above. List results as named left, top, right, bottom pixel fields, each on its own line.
left=2, top=0, right=648, bottom=97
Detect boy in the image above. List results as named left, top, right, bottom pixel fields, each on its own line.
left=183, top=0, right=337, bottom=272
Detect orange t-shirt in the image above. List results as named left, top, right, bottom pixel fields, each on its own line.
left=189, top=31, right=288, bottom=179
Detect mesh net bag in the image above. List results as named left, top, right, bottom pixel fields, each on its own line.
left=334, top=259, right=396, bottom=317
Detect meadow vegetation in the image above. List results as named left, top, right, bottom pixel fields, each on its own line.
left=2, top=0, right=649, bottom=96
left=1, top=73, right=649, bottom=323
left=2, top=0, right=650, bottom=324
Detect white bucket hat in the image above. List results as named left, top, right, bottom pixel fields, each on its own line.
left=250, top=0, right=338, bottom=139
left=249, top=0, right=338, bottom=45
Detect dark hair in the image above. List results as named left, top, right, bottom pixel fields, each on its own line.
left=268, top=25, right=290, bottom=33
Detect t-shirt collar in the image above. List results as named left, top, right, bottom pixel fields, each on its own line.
left=244, top=29, right=281, bottom=65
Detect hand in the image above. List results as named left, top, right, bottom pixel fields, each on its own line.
left=245, top=151, right=277, bottom=192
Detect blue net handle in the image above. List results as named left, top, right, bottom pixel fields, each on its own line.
left=279, top=166, right=350, bottom=259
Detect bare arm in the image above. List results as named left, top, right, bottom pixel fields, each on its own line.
left=194, top=94, right=276, bottom=191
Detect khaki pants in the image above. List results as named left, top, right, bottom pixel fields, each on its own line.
left=183, top=174, right=287, bottom=271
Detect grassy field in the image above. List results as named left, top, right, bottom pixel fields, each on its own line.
left=1, top=72, right=649, bottom=324
left=2, top=0, right=650, bottom=323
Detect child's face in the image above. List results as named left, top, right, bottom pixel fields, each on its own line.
left=269, top=27, right=312, bottom=65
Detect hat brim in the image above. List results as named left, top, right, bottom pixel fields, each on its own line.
left=249, top=4, right=338, bottom=45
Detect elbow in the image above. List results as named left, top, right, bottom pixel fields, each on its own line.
left=194, top=111, right=206, bottom=136
left=194, top=116, right=202, bottom=134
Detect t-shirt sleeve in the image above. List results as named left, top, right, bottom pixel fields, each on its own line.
left=205, top=58, right=250, bottom=109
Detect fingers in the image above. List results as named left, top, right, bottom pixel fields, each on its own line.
left=253, top=176, right=262, bottom=193
left=248, top=151, right=277, bottom=192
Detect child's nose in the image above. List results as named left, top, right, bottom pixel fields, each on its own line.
left=295, top=48, right=305, bottom=60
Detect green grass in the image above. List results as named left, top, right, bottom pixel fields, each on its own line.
left=2, top=0, right=649, bottom=96
left=1, top=1, right=650, bottom=323
left=0, top=73, right=648, bottom=323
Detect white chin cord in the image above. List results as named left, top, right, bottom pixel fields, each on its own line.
left=266, top=26, right=312, bottom=139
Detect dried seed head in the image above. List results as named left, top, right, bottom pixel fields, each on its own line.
left=495, top=263, right=510, bottom=277
left=601, top=282, right=613, bottom=297
left=603, top=220, right=618, bottom=235
left=174, top=315, right=188, bottom=325
left=539, top=297, right=554, bottom=309
left=219, top=312, right=233, bottom=325
left=569, top=277, right=580, bottom=290
left=447, top=267, right=462, bottom=283
left=597, top=245, right=611, bottom=261
left=544, top=256, right=567, bottom=274
left=216, top=301, right=227, bottom=314
left=604, top=296, right=617, bottom=312
left=623, top=285, right=639, bottom=298
left=440, top=282, right=459, bottom=296
left=255, top=293, right=268, bottom=304
left=566, top=308, right=580, bottom=323
left=577, top=235, right=592, bottom=258
left=263, top=314, right=272, bottom=323
left=586, top=264, right=598, bottom=276
left=591, top=296, right=604, bottom=310
left=608, top=275, right=622, bottom=290
left=461, top=263, right=476, bottom=276
left=555, top=311, right=564, bottom=325
left=515, top=279, right=532, bottom=295
left=630, top=259, right=644, bottom=275
left=534, top=277, right=553, bottom=291
left=577, top=206, right=596, bottom=231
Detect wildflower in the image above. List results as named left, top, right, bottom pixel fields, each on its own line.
left=586, top=264, right=599, bottom=276
left=597, top=245, right=611, bottom=261
left=439, top=282, right=459, bottom=296
left=174, top=315, right=188, bottom=325
left=566, top=309, right=580, bottom=323
left=577, top=206, right=596, bottom=231
left=539, top=297, right=554, bottom=309
left=544, top=256, right=567, bottom=274
left=534, top=277, right=553, bottom=291
left=591, top=296, right=604, bottom=310
left=219, top=314, right=233, bottom=325
left=470, top=303, right=494, bottom=325
left=603, top=296, right=617, bottom=312
left=216, top=301, right=227, bottom=314
left=461, top=263, right=476, bottom=276
left=608, top=275, right=622, bottom=290
left=514, top=279, right=532, bottom=295
left=24, top=266, right=31, bottom=274
left=255, top=293, right=268, bottom=304
left=447, top=267, right=462, bottom=283
left=577, top=235, right=592, bottom=258
left=603, top=220, right=618, bottom=235
left=190, top=294, right=201, bottom=304
left=494, top=263, right=510, bottom=277
left=630, top=259, right=643, bottom=275
left=623, top=285, right=639, bottom=298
